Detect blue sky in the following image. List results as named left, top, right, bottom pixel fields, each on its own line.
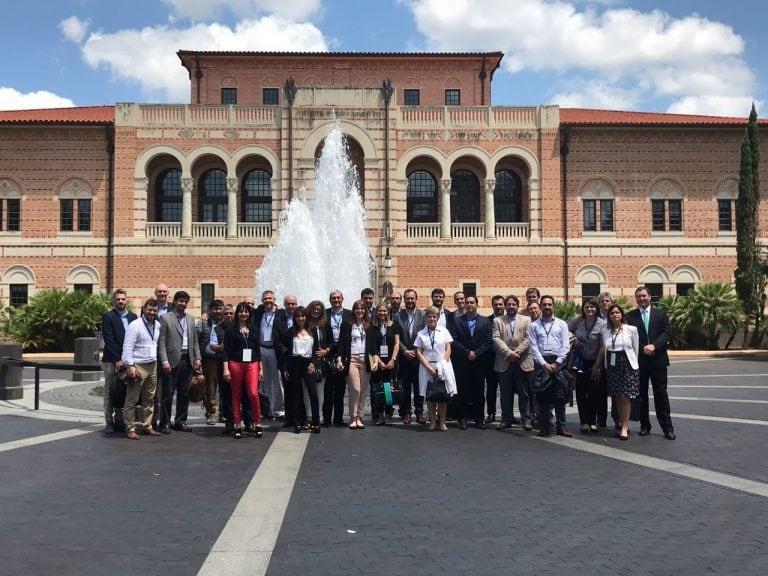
left=0, top=0, right=764, bottom=117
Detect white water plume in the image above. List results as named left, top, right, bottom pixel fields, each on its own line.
left=256, top=120, right=373, bottom=305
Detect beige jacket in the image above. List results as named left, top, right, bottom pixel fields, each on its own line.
left=492, top=314, right=533, bottom=373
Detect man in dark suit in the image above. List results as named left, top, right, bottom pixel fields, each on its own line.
left=451, top=295, right=493, bottom=429
left=627, top=286, right=675, bottom=440
left=485, top=294, right=506, bottom=423
left=157, top=290, right=201, bottom=433
left=431, top=288, right=455, bottom=330
left=274, top=294, right=297, bottom=426
left=101, top=288, right=138, bottom=433
left=395, top=288, right=426, bottom=424
left=324, top=290, right=351, bottom=426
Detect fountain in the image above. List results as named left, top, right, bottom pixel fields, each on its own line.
left=256, top=120, right=374, bottom=305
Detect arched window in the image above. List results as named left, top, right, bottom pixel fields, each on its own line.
left=406, top=170, right=438, bottom=222
left=59, top=179, right=92, bottom=232
left=494, top=170, right=522, bottom=222
left=155, top=168, right=182, bottom=222
left=199, top=169, right=227, bottom=223
left=242, top=170, right=272, bottom=222
left=450, top=170, right=480, bottom=223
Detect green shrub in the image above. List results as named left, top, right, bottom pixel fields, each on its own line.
left=554, top=300, right=580, bottom=321
left=0, top=289, right=112, bottom=352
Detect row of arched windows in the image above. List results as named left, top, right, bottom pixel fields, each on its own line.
left=406, top=169, right=524, bottom=223
left=155, top=168, right=272, bottom=223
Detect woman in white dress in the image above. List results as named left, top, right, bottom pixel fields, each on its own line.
left=415, top=306, right=454, bottom=431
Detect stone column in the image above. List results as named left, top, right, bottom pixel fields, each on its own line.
left=226, top=177, right=238, bottom=238
left=484, top=178, right=496, bottom=240
left=440, top=178, right=452, bottom=240
left=181, top=176, right=194, bottom=239
left=134, top=177, right=149, bottom=238
left=528, top=178, right=541, bottom=242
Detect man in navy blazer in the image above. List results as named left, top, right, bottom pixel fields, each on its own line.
left=450, top=295, right=493, bottom=429
left=101, top=289, right=138, bottom=433
left=324, top=290, right=351, bottom=426
left=626, top=286, right=675, bottom=439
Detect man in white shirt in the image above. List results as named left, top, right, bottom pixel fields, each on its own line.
left=529, top=295, right=572, bottom=438
left=121, top=299, right=162, bottom=439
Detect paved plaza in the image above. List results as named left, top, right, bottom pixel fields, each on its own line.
left=1, top=355, right=767, bottom=575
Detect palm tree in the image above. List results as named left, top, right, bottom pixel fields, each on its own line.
left=683, top=283, right=745, bottom=349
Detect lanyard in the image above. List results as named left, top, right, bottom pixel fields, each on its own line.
left=428, top=329, right=436, bottom=349
left=355, top=323, right=365, bottom=341
left=240, top=327, right=251, bottom=346
left=611, top=329, right=622, bottom=350
left=142, top=317, right=155, bottom=340
left=541, top=319, right=554, bottom=340
left=407, top=313, right=415, bottom=334
left=263, top=312, right=274, bottom=330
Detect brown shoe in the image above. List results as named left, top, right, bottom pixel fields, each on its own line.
left=523, top=422, right=533, bottom=431
left=496, top=423, right=511, bottom=431
left=126, top=430, right=140, bottom=440
left=403, top=415, right=412, bottom=425
left=557, top=426, right=573, bottom=438
left=144, top=428, right=161, bottom=436
left=416, top=415, right=427, bottom=425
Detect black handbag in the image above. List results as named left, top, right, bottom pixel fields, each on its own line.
left=425, top=376, right=448, bottom=402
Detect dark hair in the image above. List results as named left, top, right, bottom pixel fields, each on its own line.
left=173, top=290, right=190, bottom=302
left=209, top=299, right=225, bottom=310
left=635, top=285, right=650, bottom=296
left=144, top=298, right=158, bottom=309
left=540, top=295, right=555, bottom=306
left=431, top=288, right=445, bottom=298
left=581, top=298, right=598, bottom=318
left=360, top=288, right=374, bottom=298
left=112, top=288, right=127, bottom=299
left=234, top=301, right=251, bottom=323
left=349, top=299, right=371, bottom=329
left=306, top=300, right=327, bottom=329
left=525, top=287, right=540, bottom=298
left=491, top=294, right=505, bottom=304
left=505, top=294, right=519, bottom=306
left=403, top=288, right=418, bottom=299
left=607, top=304, right=626, bottom=326
left=290, top=306, right=308, bottom=337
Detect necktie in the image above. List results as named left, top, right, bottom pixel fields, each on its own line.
left=642, top=308, right=649, bottom=333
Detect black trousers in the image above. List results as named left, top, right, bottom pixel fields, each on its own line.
left=322, top=369, right=347, bottom=424
left=455, top=360, right=486, bottom=422
left=160, top=356, right=192, bottom=427
left=485, top=369, right=499, bottom=416
left=370, top=367, right=396, bottom=419
left=287, top=357, right=319, bottom=426
left=638, top=363, right=674, bottom=432
left=574, top=358, right=599, bottom=426
left=398, top=357, right=423, bottom=417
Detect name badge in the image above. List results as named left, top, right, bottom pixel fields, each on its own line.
left=150, top=343, right=157, bottom=358
left=379, top=345, right=389, bottom=357
left=242, top=349, right=253, bottom=362
left=609, top=352, right=616, bottom=367
left=332, top=327, right=341, bottom=341
left=426, top=349, right=440, bottom=364
left=262, top=332, right=272, bottom=344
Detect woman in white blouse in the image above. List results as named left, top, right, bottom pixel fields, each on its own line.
left=336, top=300, right=376, bottom=429
left=596, top=305, right=639, bottom=440
left=284, top=306, right=321, bottom=434
left=415, top=306, right=454, bottom=431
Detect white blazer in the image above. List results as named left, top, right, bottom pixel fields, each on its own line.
left=601, top=324, right=639, bottom=370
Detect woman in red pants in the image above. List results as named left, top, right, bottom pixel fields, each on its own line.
left=222, top=301, right=262, bottom=439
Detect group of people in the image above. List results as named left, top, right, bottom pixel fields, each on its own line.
left=100, top=283, right=676, bottom=441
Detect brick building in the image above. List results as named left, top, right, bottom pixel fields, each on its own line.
left=0, top=51, right=765, bottom=312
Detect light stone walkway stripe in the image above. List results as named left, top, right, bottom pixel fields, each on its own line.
left=538, top=435, right=768, bottom=499
left=669, top=385, right=768, bottom=388
left=667, top=396, right=768, bottom=404
left=0, top=425, right=99, bottom=453
left=196, top=432, right=311, bottom=576
left=659, top=412, right=768, bottom=426
left=669, top=373, right=768, bottom=378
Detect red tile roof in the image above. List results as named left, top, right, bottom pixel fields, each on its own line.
left=560, top=107, right=765, bottom=127
left=0, top=106, right=114, bottom=124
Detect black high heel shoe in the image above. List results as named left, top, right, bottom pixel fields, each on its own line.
left=255, top=426, right=263, bottom=438
left=234, top=428, right=243, bottom=439
left=293, top=426, right=302, bottom=434
left=312, top=424, right=321, bottom=434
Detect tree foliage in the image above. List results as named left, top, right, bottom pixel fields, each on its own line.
left=0, top=289, right=112, bottom=352
left=734, top=103, right=764, bottom=347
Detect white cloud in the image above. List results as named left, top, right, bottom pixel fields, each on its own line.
left=667, top=95, right=762, bottom=118
left=402, top=0, right=757, bottom=115
left=551, top=79, right=638, bottom=110
left=162, top=0, right=321, bottom=21
left=0, top=87, right=75, bottom=111
left=59, top=16, right=90, bottom=44
left=74, top=16, right=328, bottom=101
